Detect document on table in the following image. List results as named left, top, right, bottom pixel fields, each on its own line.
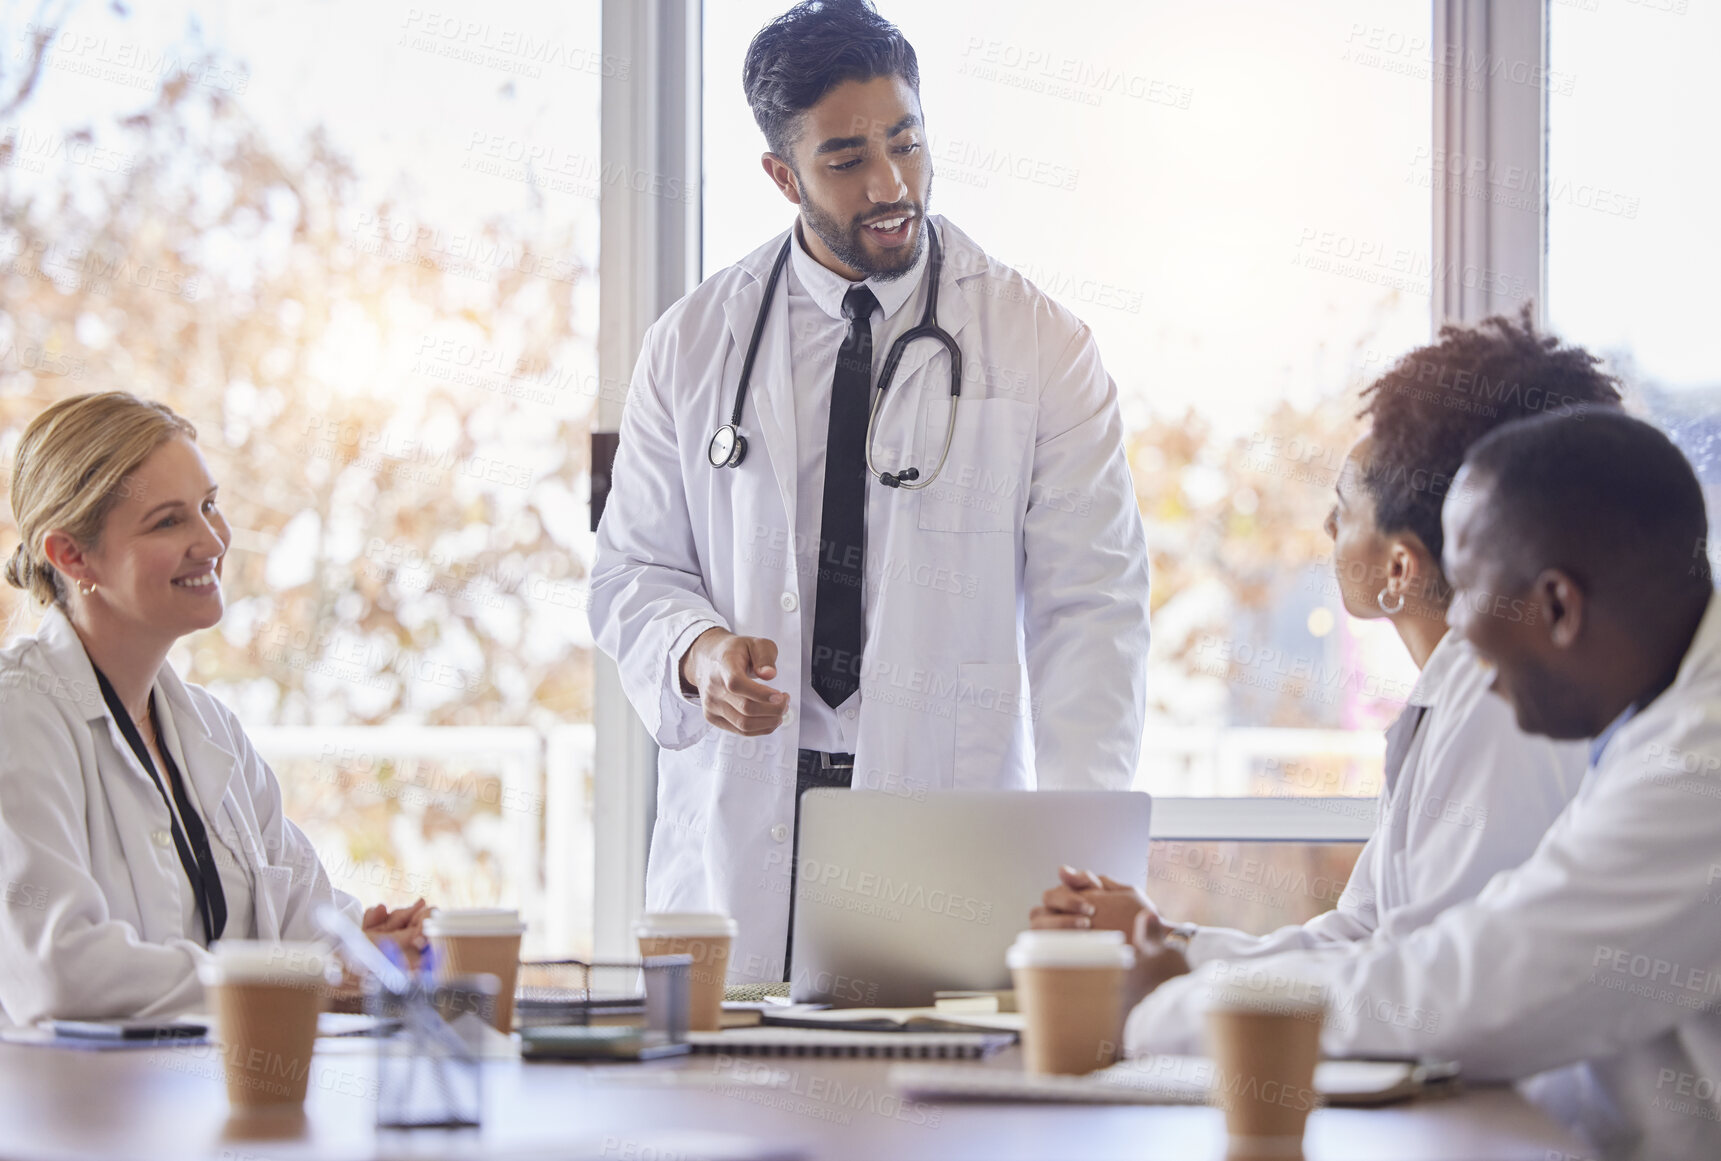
left=890, top=1056, right=1447, bottom=1107
left=0, top=1011, right=396, bottom=1050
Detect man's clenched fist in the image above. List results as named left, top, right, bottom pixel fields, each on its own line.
left=680, top=627, right=792, bottom=736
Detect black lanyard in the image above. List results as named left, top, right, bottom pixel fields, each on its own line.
left=94, top=668, right=227, bottom=945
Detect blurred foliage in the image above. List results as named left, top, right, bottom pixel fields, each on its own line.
left=0, top=53, right=597, bottom=732
left=273, top=753, right=520, bottom=914
left=0, top=24, right=597, bottom=945
left=1128, top=390, right=1388, bottom=729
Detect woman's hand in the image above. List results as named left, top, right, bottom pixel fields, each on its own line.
left=361, top=897, right=429, bottom=969
left=1029, top=867, right=1190, bottom=1010
left=1030, top=865, right=1154, bottom=934
left=323, top=899, right=429, bottom=1012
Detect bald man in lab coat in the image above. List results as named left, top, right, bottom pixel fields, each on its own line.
left=1126, top=411, right=1721, bottom=1161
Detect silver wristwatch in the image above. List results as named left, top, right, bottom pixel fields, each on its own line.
left=1162, top=922, right=1199, bottom=955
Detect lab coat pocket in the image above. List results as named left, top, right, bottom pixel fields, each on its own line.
left=916, top=397, right=1035, bottom=534
left=252, top=864, right=294, bottom=940
left=953, top=661, right=1031, bottom=788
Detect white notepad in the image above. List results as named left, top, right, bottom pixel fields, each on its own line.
left=890, top=1056, right=1435, bottom=1107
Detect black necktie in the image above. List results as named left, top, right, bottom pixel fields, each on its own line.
left=811, top=284, right=877, bottom=709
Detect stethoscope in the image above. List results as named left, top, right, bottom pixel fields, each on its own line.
left=707, top=221, right=962, bottom=490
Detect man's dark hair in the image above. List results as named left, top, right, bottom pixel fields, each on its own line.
left=1358, top=306, right=1622, bottom=573
left=1463, top=409, right=1713, bottom=614
left=743, top=0, right=920, bottom=160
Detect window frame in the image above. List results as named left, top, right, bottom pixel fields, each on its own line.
left=591, top=0, right=702, bottom=958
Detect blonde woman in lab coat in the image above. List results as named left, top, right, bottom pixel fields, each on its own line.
left=0, top=392, right=424, bottom=1027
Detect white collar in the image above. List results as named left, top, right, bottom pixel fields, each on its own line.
left=33, top=603, right=224, bottom=747
left=788, top=217, right=929, bottom=325
left=1673, top=588, right=1721, bottom=689
left=1596, top=588, right=1721, bottom=763
left=33, top=604, right=109, bottom=717
left=1406, top=628, right=1464, bottom=709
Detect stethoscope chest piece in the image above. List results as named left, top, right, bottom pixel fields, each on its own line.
left=708, top=423, right=746, bottom=469
left=711, top=222, right=961, bottom=489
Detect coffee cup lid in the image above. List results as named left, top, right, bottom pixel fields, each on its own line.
left=422, top=907, right=526, bottom=937
left=1005, top=929, right=1135, bottom=970
left=633, top=912, right=739, bottom=938
left=1206, top=974, right=1327, bottom=1018
left=197, top=940, right=334, bottom=987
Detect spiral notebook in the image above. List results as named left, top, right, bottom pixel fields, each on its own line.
left=759, top=1003, right=1023, bottom=1036
left=684, top=1027, right=1013, bottom=1059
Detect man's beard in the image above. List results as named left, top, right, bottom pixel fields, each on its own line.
left=798, top=174, right=933, bottom=282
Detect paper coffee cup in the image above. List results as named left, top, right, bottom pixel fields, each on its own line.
left=633, top=912, right=737, bottom=1032
left=1204, top=979, right=1327, bottom=1159
left=198, top=941, right=332, bottom=1108
left=1007, top=930, right=1134, bottom=1075
left=424, top=908, right=525, bottom=1034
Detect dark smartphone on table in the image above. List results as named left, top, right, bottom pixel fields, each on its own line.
left=50, top=1019, right=209, bottom=1041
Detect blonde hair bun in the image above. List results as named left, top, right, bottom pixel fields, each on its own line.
left=4, top=542, right=34, bottom=591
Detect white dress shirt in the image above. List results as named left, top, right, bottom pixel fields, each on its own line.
left=1182, top=629, right=1587, bottom=965
left=1127, top=591, right=1721, bottom=1161
left=783, top=223, right=931, bottom=754
left=154, top=697, right=257, bottom=944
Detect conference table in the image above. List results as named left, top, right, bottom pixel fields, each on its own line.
left=0, top=1035, right=1593, bottom=1161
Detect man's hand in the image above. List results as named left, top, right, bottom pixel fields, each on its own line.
left=680, top=627, right=791, bottom=736
left=1030, top=865, right=1152, bottom=935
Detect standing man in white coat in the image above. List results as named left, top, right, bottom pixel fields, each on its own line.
left=590, top=0, right=1151, bottom=984
left=1125, top=411, right=1720, bottom=1161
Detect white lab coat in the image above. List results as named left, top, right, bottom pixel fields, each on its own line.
left=1127, top=591, right=1721, bottom=1161
left=591, top=216, right=1152, bottom=982
left=1184, top=631, right=1587, bottom=965
left=0, top=606, right=361, bottom=1027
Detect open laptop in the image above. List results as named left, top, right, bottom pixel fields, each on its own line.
left=788, top=790, right=1153, bottom=1007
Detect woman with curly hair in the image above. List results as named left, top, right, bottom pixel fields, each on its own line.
left=1035, top=309, right=1624, bottom=989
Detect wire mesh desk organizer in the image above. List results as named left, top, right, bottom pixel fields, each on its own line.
left=365, top=969, right=494, bottom=1128
left=516, top=957, right=693, bottom=1061
left=317, top=905, right=485, bottom=1130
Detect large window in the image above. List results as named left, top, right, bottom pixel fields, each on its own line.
left=1548, top=0, right=1721, bottom=572
left=0, top=0, right=604, bottom=955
